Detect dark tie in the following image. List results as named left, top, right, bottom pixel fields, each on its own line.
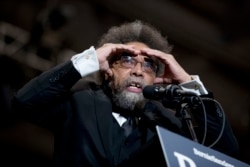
left=122, top=117, right=136, bottom=137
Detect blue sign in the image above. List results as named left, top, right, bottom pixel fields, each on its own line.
left=156, top=126, right=249, bottom=167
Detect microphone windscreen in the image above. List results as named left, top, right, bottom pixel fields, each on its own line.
left=143, top=85, right=163, bottom=99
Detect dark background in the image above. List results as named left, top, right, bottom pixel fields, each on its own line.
left=0, top=0, right=249, bottom=166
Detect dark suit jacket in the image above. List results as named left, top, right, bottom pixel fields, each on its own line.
left=12, top=61, right=239, bottom=167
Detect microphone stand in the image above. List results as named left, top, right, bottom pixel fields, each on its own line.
left=162, top=96, right=199, bottom=143
left=179, top=104, right=198, bottom=142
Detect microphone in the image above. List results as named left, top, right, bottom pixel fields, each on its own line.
left=143, top=85, right=201, bottom=142
left=143, top=84, right=196, bottom=100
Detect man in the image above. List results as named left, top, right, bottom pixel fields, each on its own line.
left=12, top=20, right=239, bottom=167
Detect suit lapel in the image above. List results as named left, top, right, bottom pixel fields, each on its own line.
left=94, top=90, right=114, bottom=160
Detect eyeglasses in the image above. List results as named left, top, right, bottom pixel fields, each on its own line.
left=117, top=54, right=158, bottom=74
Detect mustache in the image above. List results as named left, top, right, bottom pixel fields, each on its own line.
left=123, top=76, right=147, bottom=89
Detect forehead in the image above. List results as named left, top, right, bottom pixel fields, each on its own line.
left=125, top=41, right=149, bottom=50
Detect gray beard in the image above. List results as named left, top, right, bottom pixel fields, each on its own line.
left=112, top=90, right=145, bottom=111
left=109, top=77, right=147, bottom=111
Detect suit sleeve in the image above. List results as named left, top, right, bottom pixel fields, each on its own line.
left=142, top=92, right=240, bottom=159
left=190, top=93, right=240, bottom=158
left=11, top=61, right=82, bottom=128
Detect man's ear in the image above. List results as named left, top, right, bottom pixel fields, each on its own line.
left=104, top=69, right=113, bottom=80
left=105, top=73, right=109, bottom=80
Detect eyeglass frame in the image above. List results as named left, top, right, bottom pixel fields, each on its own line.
left=111, top=52, right=158, bottom=74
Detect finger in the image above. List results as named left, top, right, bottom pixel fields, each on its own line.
left=118, top=44, right=140, bottom=55
left=154, top=77, right=172, bottom=84
left=106, top=44, right=141, bottom=59
left=154, top=77, right=163, bottom=84
left=141, top=48, right=176, bottom=67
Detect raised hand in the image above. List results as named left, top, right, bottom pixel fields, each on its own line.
left=96, top=43, right=140, bottom=77
left=140, top=47, right=192, bottom=84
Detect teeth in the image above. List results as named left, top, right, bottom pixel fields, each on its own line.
left=129, top=83, right=141, bottom=88
left=130, top=83, right=136, bottom=87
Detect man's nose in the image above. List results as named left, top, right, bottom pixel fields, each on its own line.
left=130, top=62, right=143, bottom=76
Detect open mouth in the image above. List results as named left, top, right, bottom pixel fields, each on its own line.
left=126, top=82, right=142, bottom=93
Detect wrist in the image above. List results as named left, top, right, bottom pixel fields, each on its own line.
left=178, top=74, right=192, bottom=84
